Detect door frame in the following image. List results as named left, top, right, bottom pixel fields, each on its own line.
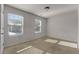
left=0, top=4, right=4, bottom=54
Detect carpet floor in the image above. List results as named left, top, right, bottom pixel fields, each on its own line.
left=4, top=38, right=79, bottom=54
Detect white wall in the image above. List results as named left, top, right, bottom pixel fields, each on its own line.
left=4, top=5, right=47, bottom=47
left=47, top=9, right=78, bottom=42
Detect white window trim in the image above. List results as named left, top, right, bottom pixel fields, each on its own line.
left=35, top=19, right=42, bottom=33
left=8, top=13, right=24, bottom=36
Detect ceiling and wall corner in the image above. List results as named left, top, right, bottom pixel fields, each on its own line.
left=8, top=4, right=78, bottom=18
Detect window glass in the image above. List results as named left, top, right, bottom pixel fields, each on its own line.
left=8, top=13, right=23, bottom=36
left=35, top=19, right=41, bottom=33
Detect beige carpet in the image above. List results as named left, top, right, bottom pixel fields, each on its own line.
left=17, top=46, right=44, bottom=54
left=45, top=52, right=51, bottom=54
left=44, top=39, right=58, bottom=43
left=44, top=39, right=77, bottom=48
left=4, top=38, right=79, bottom=54
left=58, top=41, right=77, bottom=48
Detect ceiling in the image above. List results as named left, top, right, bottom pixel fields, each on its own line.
left=8, top=4, right=78, bottom=18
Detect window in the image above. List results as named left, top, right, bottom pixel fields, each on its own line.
left=35, top=19, right=42, bottom=33
left=8, top=13, right=23, bottom=36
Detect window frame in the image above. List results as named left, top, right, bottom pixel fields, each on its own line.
left=8, top=13, right=24, bottom=36
left=35, top=19, right=42, bottom=33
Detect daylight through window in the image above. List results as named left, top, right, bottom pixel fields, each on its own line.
left=8, top=13, right=23, bottom=35
left=35, top=19, right=41, bottom=33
